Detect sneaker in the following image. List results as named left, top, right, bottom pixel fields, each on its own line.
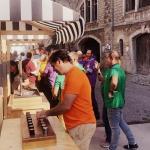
left=124, top=143, right=138, bottom=149
left=100, top=142, right=110, bottom=148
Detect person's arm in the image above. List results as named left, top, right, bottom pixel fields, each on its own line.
left=53, top=87, right=59, bottom=97
left=97, top=69, right=104, bottom=81
left=108, top=74, right=118, bottom=98
left=40, top=94, right=77, bottom=116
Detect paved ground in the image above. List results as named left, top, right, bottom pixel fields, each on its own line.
left=95, top=74, right=150, bottom=124
left=90, top=123, right=150, bottom=150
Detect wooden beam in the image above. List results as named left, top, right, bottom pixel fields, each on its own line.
left=7, top=40, right=40, bottom=45
left=24, top=21, right=56, bottom=32
left=0, top=30, right=54, bottom=36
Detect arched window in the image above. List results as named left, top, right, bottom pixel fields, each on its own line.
left=92, top=0, right=97, bottom=21
left=126, top=0, right=135, bottom=12
left=80, top=3, right=85, bottom=18
left=119, top=39, right=124, bottom=56
left=139, top=0, right=150, bottom=8
left=86, top=0, right=91, bottom=22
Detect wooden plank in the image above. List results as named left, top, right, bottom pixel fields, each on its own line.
left=0, top=95, right=3, bottom=131
left=1, top=40, right=8, bottom=118
left=0, top=30, right=53, bottom=35
left=0, top=118, right=22, bottom=150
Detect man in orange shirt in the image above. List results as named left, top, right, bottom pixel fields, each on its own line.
left=39, top=50, right=96, bottom=150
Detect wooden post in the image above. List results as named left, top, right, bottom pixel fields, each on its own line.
left=0, top=36, right=4, bottom=131
left=1, top=39, right=10, bottom=118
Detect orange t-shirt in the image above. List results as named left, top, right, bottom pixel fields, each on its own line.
left=62, top=67, right=96, bottom=129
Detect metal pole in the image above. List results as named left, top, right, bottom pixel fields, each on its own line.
left=19, top=55, right=22, bottom=96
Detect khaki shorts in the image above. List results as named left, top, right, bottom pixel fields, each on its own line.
left=68, top=123, right=96, bottom=150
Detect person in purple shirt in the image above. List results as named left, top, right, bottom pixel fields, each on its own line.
left=44, top=62, right=57, bottom=87
left=82, top=50, right=100, bottom=120
left=41, top=61, right=57, bottom=108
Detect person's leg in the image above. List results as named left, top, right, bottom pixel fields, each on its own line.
left=91, top=87, right=100, bottom=120
left=119, top=110, right=138, bottom=148
left=107, top=109, right=121, bottom=150
left=68, top=124, right=96, bottom=150
left=102, top=106, right=111, bottom=143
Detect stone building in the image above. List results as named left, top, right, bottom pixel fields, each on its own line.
left=75, top=0, right=150, bottom=76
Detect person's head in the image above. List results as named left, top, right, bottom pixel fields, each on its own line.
left=109, top=50, right=121, bottom=65
left=10, top=60, right=18, bottom=74
left=26, top=52, right=32, bottom=59
left=101, top=51, right=111, bottom=68
left=20, top=52, right=25, bottom=57
left=40, top=54, right=48, bottom=62
left=86, top=50, right=93, bottom=58
left=77, top=50, right=83, bottom=59
left=69, top=52, right=79, bottom=65
left=50, top=50, right=73, bottom=75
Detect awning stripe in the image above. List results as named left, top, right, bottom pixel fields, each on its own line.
left=32, top=0, right=42, bottom=20
left=10, top=0, right=21, bottom=21
left=76, top=21, right=81, bottom=39
left=63, top=28, right=69, bottom=43
left=65, top=24, right=73, bottom=43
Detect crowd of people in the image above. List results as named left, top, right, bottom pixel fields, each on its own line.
left=10, top=47, right=139, bottom=150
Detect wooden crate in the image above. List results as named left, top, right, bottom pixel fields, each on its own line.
left=21, top=114, right=56, bottom=150
left=7, top=93, right=50, bottom=118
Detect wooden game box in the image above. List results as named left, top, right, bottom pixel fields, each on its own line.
left=21, top=113, right=56, bottom=149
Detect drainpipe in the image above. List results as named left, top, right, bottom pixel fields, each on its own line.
left=111, top=0, right=115, bottom=50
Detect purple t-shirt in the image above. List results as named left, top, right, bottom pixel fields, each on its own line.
left=44, top=63, right=57, bottom=87
left=80, top=57, right=97, bottom=87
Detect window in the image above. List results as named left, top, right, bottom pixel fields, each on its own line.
left=80, top=3, right=85, bottom=18
left=13, top=22, right=19, bottom=30
left=82, top=0, right=97, bottom=22
left=139, top=0, right=150, bottom=8
left=119, top=39, right=124, bottom=56
left=26, top=24, right=32, bottom=30
left=86, top=0, right=91, bottom=22
left=1, top=22, right=6, bottom=30
left=126, top=0, right=135, bottom=12
left=92, top=0, right=97, bottom=21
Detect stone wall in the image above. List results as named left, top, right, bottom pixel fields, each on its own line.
left=78, top=0, right=150, bottom=76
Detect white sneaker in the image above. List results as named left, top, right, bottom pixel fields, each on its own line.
left=100, top=142, right=110, bottom=148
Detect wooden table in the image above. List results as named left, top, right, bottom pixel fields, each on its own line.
left=0, top=117, right=79, bottom=150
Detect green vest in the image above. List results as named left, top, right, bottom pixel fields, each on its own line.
left=104, top=64, right=126, bottom=109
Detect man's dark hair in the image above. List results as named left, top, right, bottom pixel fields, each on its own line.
left=50, top=50, right=72, bottom=64
left=26, top=52, right=32, bottom=59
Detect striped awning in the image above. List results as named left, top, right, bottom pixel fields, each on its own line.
left=0, top=0, right=85, bottom=45
left=0, top=0, right=80, bottom=21
left=36, top=17, right=85, bottom=45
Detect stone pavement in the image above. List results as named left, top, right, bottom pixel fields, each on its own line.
left=90, top=123, right=150, bottom=150
left=95, top=74, right=150, bottom=124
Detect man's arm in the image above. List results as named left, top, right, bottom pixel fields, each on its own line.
left=109, top=75, right=118, bottom=98
left=97, top=69, right=104, bottom=81
left=44, top=94, right=77, bottom=116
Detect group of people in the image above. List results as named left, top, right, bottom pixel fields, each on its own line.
left=10, top=48, right=138, bottom=150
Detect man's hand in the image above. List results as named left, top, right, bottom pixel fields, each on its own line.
left=108, top=91, right=114, bottom=98
left=95, top=61, right=99, bottom=70
left=36, top=110, right=47, bottom=119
